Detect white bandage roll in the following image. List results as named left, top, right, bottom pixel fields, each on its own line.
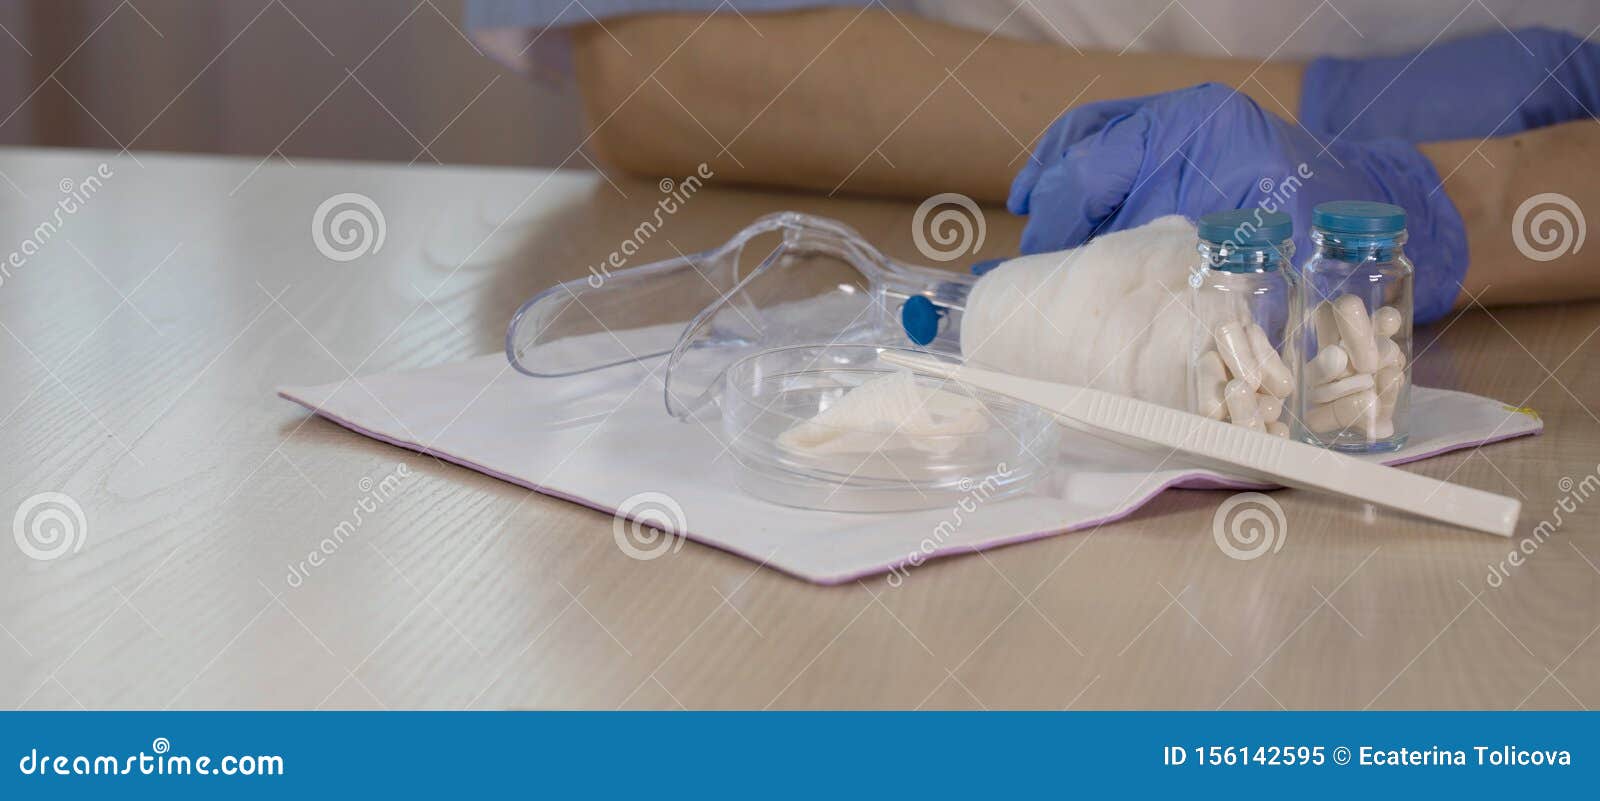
left=960, top=216, right=1196, bottom=410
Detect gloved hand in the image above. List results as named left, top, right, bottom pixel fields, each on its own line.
left=1007, top=83, right=1467, bottom=324
left=1302, top=27, right=1600, bottom=143
left=1008, top=94, right=1148, bottom=216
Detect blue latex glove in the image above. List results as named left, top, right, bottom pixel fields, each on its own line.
left=1007, top=83, right=1468, bottom=324
left=1008, top=94, right=1149, bottom=216
left=1302, top=27, right=1600, bottom=143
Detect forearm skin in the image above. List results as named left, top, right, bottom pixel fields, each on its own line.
left=572, top=8, right=1302, bottom=202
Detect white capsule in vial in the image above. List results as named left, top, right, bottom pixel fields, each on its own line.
left=1375, top=365, right=1404, bottom=415
left=1376, top=337, right=1405, bottom=371
left=1306, top=344, right=1350, bottom=385
left=1367, top=416, right=1396, bottom=440
left=1332, top=294, right=1379, bottom=374
left=1373, top=305, right=1402, bottom=339
left=1224, top=378, right=1263, bottom=432
left=1246, top=323, right=1293, bottom=398
left=1309, top=372, right=1376, bottom=405
left=1214, top=322, right=1261, bottom=393
left=1337, top=389, right=1379, bottom=431
left=1304, top=401, right=1341, bottom=433
left=1305, top=389, right=1379, bottom=434
left=1255, top=393, right=1283, bottom=423
left=1312, top=301, right=1341, bottom=350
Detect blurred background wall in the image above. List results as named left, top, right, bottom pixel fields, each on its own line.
left=0, top=0, right=582, bottom=166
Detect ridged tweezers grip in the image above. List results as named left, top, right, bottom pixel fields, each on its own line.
left=880, top=353, right=1521, bottom=538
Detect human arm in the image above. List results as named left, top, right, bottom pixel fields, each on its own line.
left=1009, top=85, right=1600, bottom=320
left=1422, top=121, right=1600, bottom=310
left=569, top=6, right=1304, bottom=202
left=1302, top=27, right=1600, bottom=143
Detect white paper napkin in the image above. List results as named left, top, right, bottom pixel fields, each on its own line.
left=279, top=352, right=1541, bottom=584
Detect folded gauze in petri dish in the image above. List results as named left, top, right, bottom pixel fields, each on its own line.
left=778, top=369, right=989, bottom=457
left=960, top=215, right=1196, bottom=409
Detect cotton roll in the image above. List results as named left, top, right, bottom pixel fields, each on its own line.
left=961, top=215, right=1197, bottom=410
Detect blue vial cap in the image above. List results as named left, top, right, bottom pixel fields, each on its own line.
left=1313, top=201, right=1406, bottom=236
left=901, top=296, right=943, bottom=346
left=1197, top=209, right=1293, bottom=247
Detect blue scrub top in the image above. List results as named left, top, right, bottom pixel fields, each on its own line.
left=466, top=0, right=869, bottom=29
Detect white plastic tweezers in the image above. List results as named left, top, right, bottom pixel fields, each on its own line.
left=880, top=351, right=1520, bottom=537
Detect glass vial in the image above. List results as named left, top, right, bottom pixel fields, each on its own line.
left=1291, top=201, right=1412, bottom=453
left=1189, top=210, right=1295, bottom=438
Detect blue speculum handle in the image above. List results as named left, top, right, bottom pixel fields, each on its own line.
left=901, top=295, right=944, bottom=346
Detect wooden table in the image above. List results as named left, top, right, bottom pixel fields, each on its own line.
left=1, top=148, right=1596, bottom=710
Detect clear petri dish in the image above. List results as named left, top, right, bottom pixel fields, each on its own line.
left=717, top=344, right=1056, bottom=512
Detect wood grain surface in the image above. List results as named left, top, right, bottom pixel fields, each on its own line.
left=0, top=148, right=1595, bottom=710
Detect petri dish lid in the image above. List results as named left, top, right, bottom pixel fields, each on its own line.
left=715, top=344, right=1056, bottom=512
